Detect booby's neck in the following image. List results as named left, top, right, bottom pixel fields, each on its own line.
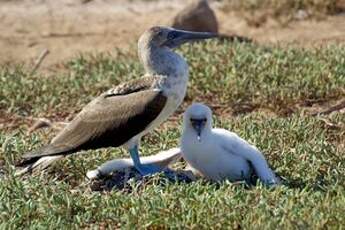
left=139, top=43, right=188, bottom=79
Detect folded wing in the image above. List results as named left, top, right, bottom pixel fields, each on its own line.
left=220, top=131, right=279, bottom=185
left=17, top=78, right=167, bottom=166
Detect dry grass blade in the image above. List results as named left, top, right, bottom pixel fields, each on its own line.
left=30, top=49, right=49, bottom=75
left=311, top=99, right=345, bottom=116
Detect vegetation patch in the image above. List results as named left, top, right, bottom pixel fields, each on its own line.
left=0, top=40, right=344, bottom=228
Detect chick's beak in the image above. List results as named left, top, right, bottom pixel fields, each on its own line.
left=191, top=119, right=206, bottom=142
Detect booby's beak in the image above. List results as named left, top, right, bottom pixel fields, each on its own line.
left=190, top=118, right=207, bottom=142
left=164, top=29, right=218, bottom=48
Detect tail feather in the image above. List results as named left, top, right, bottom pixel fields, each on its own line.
left=22, top=144, right=72, bottom=159
left=15, top=145, right=67, bottom=176
left=15, top=155, right=63, bottom=176
left=15, top=156, right=41, bottom=167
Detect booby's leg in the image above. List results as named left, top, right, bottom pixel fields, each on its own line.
left=129, top=145, right=162, bottom=176
left=128, top=146, right=190, bottom=181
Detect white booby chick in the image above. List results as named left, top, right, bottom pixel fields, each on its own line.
left=180, top=103, right=280, bottom=185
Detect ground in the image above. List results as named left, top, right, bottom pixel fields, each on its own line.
left=0, top=0, right=345, bottom=229
left=1, top=0, right=345, bottom=68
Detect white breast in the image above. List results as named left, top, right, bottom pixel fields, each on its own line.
left=125, top=59, right=189, bottom=150
left=181, top=131, right=252, bottom=181
left=145, top=55, right=189, bottom=131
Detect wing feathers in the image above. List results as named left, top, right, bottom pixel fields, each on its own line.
left=21, top=88, right=167, bottom=161
left=221, top=133, right=279, bottom=184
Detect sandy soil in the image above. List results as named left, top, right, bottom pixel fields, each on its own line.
left=0, top=0, right=344, bottom=69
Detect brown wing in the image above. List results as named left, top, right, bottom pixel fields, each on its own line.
left=22, top=89, right=167, bottom=159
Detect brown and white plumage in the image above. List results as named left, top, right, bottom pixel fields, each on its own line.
left=16, top=77, right=166, bottom=171
left=16, top=27, right=217, bottom=175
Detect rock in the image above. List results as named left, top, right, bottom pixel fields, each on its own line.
left=294, top=9, right=309, bottom=20
left=171, top=0, right=252, bottom=43
left=171, top=0, right=218, bottom=33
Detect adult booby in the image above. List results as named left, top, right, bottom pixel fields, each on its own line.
left=16, top=27, right=217, bottom=176
left=180, top=103, right=280, bottom=185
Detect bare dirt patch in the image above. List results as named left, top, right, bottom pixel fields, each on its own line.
left=0, top=0, right=345, bottom=69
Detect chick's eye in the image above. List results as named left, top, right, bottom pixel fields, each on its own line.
left=190, top=118, right=207, bottom=123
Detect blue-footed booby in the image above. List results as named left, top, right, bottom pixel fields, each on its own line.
left=180, top=103, right=280, bottom=185
left=16, top=27, right=217, bottom=176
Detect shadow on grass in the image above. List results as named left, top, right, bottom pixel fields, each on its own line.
left=88, top=168, right=274, bottom=193
left=88, top=168, right=332, bottom=193
left=89, top=168, right=194, bottom=193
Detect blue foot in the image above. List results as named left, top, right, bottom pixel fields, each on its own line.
left=135, top=163, right=163, bottom=176
left=128, top=146, right=190, bottom=181
left=129, top=146, right=164, bottom=176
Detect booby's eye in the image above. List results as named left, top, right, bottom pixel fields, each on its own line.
left=167, top=31, right=178, bottom=40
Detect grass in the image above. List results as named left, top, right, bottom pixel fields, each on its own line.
left=0, top=40, right=345, bottom=228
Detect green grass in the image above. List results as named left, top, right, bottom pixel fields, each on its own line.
left=1, top=42, right=344, bottom=118
left=0, top=41, right=345, bottom=228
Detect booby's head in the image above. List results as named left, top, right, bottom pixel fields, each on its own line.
left=183, top=103, right=213, bottom=142
left=139, top=26, right=217, bottom=50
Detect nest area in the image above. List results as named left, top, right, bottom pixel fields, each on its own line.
left=89, top=167, right=197, bottom=192
left=88, top=167, right=263, bottom=192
